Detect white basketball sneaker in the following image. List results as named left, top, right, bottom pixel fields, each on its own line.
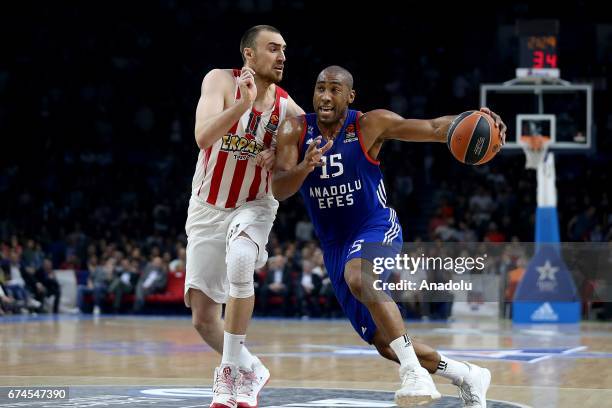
left=395, top=365, right=442, bottom=406
left=210, top=364, right=239, bottom=408
left=454, top=362, right=491, bottom=408
left=237, top=357, right=270, bottom=408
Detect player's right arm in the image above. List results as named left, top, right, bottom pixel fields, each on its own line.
left=272, top=117, right=332, bottom=201
left=194, top=68, right=256, bottom=150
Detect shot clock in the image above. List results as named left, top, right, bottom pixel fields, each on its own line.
left=515, top=19, right=560, bottom=79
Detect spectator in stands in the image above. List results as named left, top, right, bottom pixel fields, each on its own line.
left=77, top=256, right=113, bottom=315
left=296, top=259, right=322, bottom=318
left=22, top=239, right=44, bottom=272
left=425, top=265, right=454, bottom=321
left=169, top=247, right=186, bottom=273
left=108, top=258, right=138, bottom=313
left=24, top=258, right=61, bottom=313
left=433, top=217, right=459, bottom=242
left=8, top=236, right=22, bottom=257
left=60, top=254, right=81, bottom=271
left=456, top=220, right=477, bottom=242
left=132, top=256, right=167, bottom=313
left=259, top=255, right=292, bottom=316
left=130, top=247, right=146, bottom=270
left=2, top=251, right=41, bottom=312
left=484, top=222, right=506, bottom=243
left=469, top=187, right=495, bottom=230
left=438, top=197, right=454, bottom=219
left=38, top=258, right=61, bottom=313
left=428, top=208, right=446, bottom=239
left=311, top=247, right=337, bottom=315
left=504, top=257, right=527, bottom=319
left=283, top=242, right=300, bottom=274
left=300, top=241, right=318, bottom=262
left=295, top=216, right=314, bottom=242
left=0, top=278, right=17, bottom=315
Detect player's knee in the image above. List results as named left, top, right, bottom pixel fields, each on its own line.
left=344, top=264, right=363, bottom=299
left=227, top=237, right=257, bottom=298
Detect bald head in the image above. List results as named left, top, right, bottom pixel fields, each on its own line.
left=313, top=65, right=356, bottom=125
left=317, top=65, right=353, bottom=89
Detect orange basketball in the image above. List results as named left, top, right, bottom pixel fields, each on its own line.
left=447, top=111, right=502, bottom=165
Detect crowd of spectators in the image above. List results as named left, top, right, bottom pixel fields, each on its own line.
left=425, top=157, right=612, bottom=244
left=0, top=235, right=185, bottom=315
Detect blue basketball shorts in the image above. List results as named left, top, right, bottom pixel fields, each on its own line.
left=322, top=207, right=403, bottom=343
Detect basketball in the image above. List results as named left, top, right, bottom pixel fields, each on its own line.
left=447, top=110, right=502, bottom=165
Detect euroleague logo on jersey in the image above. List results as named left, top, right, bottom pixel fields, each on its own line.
left=221, top=133, right=264, bottom=160
left=265, top=113, right=280, bottom=133
left=344, top=124, right=358, bottom=143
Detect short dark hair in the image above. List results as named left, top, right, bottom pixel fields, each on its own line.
left=240, top=25, right=281, bottom=63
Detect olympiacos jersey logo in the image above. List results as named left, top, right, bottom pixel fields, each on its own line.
left=220, top=133, right=264, bottom=160
left=221, top=112, right=265, bottom=160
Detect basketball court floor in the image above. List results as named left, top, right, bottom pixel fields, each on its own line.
left=1, top=314, right=611, bottom=407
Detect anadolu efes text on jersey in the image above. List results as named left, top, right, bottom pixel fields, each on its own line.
left=298, top=110, right=390, bottom=246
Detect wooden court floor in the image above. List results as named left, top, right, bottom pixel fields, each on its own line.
left=1, top=314, right=611, bottom=407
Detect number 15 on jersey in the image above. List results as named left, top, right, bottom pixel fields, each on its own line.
left=320, top=153, right=344, bottom=179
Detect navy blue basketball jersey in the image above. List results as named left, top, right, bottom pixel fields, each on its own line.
left=298, top=110, right=389, bottom=247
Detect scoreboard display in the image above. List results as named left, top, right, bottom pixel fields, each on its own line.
left=516, top=20, right=560, bottom=79
left=520, top=35, right=558, bottom=69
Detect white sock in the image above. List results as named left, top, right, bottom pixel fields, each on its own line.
left=221, top=331, right=245, bottom=366
left=238, top=346, right=257, bottom=370
left=435, top=354, right=470, bottom=382
left=390, top=334, right=420, bottom=369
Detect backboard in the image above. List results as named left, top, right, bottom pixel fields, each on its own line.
left=480, top=82, right=593, bottom=151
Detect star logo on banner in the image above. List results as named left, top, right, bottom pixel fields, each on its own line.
left=537, top=261, right=559, bottom=281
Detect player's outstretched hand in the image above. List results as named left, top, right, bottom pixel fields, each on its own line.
left=300, top=136, right=333, bottom=173
left=480, top=107, right=507, bottom=145
left=256, top=147, right=276, bottom=171
left=238, top=66, right=257, bottom=104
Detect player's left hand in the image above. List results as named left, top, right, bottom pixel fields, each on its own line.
left=480, top=107, right=507, bottom=145
left=256, top=147, right=276, bottom=171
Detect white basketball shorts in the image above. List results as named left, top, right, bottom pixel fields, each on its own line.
left=184, top=195, right=278, bottom=306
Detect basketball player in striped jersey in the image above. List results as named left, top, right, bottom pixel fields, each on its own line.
left=186, top=25, right=304, bottom=408
left=273, top=66, right=506, bottom=407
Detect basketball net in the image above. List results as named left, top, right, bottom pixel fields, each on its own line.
left=519, top=135, right=551, bottom=170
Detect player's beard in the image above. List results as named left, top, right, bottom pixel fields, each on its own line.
left=261, top=66, right=282, bottom=84
left=250, top=54, right=282, bottom=84
left=253, top=60, right=282, bottom=84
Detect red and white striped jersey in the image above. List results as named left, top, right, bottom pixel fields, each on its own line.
left=192, top=69, right=289, bottom=209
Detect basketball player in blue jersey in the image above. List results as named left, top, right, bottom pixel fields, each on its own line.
left=272, top=66, right=506, bottom=407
